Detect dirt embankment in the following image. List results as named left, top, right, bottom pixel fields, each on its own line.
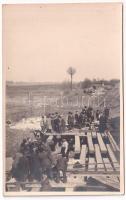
left=99, top=83, right=120, bottom=118
left=102, top=83, right=120, bottom=145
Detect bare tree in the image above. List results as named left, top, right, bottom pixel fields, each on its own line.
left=67, top=67, right=76, bottom=90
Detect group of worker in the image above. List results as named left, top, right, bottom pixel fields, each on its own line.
left=40, top=106, right=110, bottom=133
left=10, top=106, right=110, bottom=190
left=10, top=134, right=71, bottom=188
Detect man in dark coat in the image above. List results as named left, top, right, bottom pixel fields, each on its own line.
left=60, top=115, right=66, bottom=133
left=11, top=152, right=30, bottom=182
left=96, top=110, right=100, bottom=121
left=55, top=154, right=68, bottom=183
left=38, top=149, right=53, bottom=179
left=68, top=112, right=74, bottom=130
left=99, top=113, right=107, bottom=133
left=30, top=149, right=42, bottom=181
left=51, top=113, right=55, bottom=131
left=54, top=113, right=60, bottom=133
left=20, top=139, right=27, bottom=154
left=75, top=111, right=79, bottom=128
left=104, top=107, right=110, bottom=121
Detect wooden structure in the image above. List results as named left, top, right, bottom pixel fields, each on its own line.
left=6, top=129, right=120, bottom=192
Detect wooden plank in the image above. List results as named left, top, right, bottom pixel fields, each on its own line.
left=93, top=176, right=120, bottom=190
left=104, top=132, right=116, bottom=151
left=92, top=132, right=97, bottom=138
left=80, top=145, right=87, bottom=166
left=50, top=176, right=85, bottom=188
left=75, top=136, right=81, bottom=153
left=31, top=187, right=40, bottom=191
left=87, top=132, right=95, bottom=154
left=88, top=157, right=96, bottom=171
left=102, top=157, right=113, bottom=172
left=107, top=132, right=120, bottom=151
left=45, top=132, right=87, bottom=136
left=97, top=132, right=107, bottom=154
left=106, top=144, right=120, bottom=171
left=65, top=187, right=74, bottom=192
left=6, top=173, right=120, bottom=191
left=94, top=144, right=104, bottom=171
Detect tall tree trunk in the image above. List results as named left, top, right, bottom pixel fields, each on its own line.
left=71, top=74, right=72, bottom=90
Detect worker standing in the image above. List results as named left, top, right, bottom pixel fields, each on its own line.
left=75, top=111, right=79, bottom=128
left=96, top=110, right=100, bottom=121
left=40, top=115, right=47, bottom=133
left=68, top=112, right=74, bottom=130
left=61, top=139, right=69, bottom=158
left=55, top=154, right=68, bottom=183
left=104, top=107, right=110, bottom=121
left=99, top=113, right=107, bottom=133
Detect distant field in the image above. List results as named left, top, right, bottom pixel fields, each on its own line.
left=6, top=84, right=99, bottom=122
left=7, top=83, right=116, bottom=121
left=6, top=84, right=63, bottom=122
left=5, top=83, right=120, bottom=157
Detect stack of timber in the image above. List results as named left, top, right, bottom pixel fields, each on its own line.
left=6, top=130, right=120, bottom=191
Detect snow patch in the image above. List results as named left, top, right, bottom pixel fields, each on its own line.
left=10, top=117, right=41, bottom=130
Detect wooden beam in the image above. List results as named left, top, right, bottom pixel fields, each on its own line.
left=65, top=187, right=74, bottom=192
left=97, top=132, right=107, bottom=154
left=49, top=176, right=85, bottom=188
left=45, top=132, right=87, bottom=136
left=104, top=132, right=116, bottom=151
left=92, top=132, right=97, bottom=138
left=80, top=145, right=87, bottom=166
left=25, top=182, right=41, bottom=191
left=94, top=144, right=104, bottom=171
left=106, top=144, right=120, bottom=171
left=102, top=157, right=113, bottom=172
left=87, top=132, right=95, bottom=154
left=75, top=136, right=81, bottom=154
left=88, top=157, right=96, bottom=171
left=107, top=132, right=120, bottom=152
left=93, top=176, right=120, bottom=190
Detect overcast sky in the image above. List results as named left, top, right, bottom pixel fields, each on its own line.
left=3, top=3, right=122, bottom=82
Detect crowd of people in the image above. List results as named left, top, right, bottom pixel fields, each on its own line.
left=9, top=106, right=110, bottom=190
left=40, top=106, right=110, bottom=133
left=10, top=134, right=71, bottom=188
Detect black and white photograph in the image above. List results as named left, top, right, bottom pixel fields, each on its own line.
left=3, top=3, right=124, bottom=195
